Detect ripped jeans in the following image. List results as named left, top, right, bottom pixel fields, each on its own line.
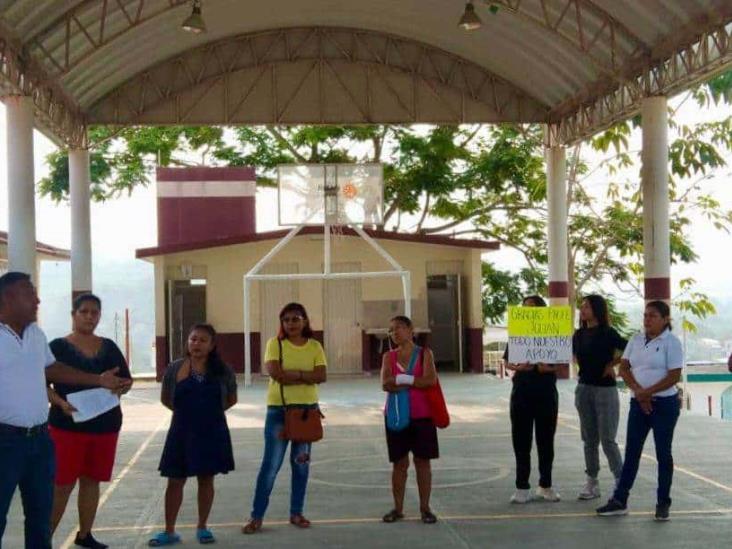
left=250, top=406, right=312, bottom=519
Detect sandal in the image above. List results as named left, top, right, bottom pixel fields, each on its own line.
left=289, top=514, right=311, bottom=529
left=196, top=528, right=215, bottom=544
left=421, top=509, right=438, bottom=524
left=382, top=509, right=404, bottom=523
left=148, top=532, right=181, bottom=547
left=241, top=519, right=262, bottom=535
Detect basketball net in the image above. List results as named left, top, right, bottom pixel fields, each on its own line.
left=330, top=223, right=346, bottom=239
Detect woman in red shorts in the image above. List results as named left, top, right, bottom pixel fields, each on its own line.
left=47, top=293, right=132, bottom=549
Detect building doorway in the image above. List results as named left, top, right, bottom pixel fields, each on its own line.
left=427, top=274, right=463, bottom=371
left=167, top=279, right=206, bottom=361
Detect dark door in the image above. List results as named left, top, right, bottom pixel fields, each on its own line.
left=167, top=280, right=206, bottom=361
left=427, top=274, right=461, bottom=371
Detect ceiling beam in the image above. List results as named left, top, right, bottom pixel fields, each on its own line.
left=0, top=20, right=86, bottom=147
left=24, top=0, right=188, bottom=77
left=549, top=17, right=732, bottom=145
left=86, top=27, right=550, bottom=126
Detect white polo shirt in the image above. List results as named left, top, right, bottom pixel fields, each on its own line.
left=0, top=322, right=56, bottom=428
left=622, top=329, right=683, bottom=398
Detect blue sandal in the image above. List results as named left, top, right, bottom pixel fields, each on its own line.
left=197, top=528, right=216, bottom=544
left=148, top=532, right=181, bottom=546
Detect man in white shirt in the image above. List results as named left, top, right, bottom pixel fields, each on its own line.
left=0, top=272, right=131, bottom=549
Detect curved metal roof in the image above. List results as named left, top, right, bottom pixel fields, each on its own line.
left=0, top=0, right=730, bottom=145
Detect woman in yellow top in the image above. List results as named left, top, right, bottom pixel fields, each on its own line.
left=243, top=303, right=327, bottom=534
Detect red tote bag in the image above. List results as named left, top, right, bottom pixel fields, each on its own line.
left=421, top=348, right=450, bottom=429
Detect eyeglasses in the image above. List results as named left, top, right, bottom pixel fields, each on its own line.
left=282, top=315, right=304, bottom=323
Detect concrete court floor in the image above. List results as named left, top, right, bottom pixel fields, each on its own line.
left=6, top=375, right=732, bottom=549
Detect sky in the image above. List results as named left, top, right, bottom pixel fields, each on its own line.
left=0, top=95, right=730, bottom=356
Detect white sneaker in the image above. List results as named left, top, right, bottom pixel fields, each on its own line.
left=578, top=477, right=601, bottom=500
left=510, top=489, right=532, bottom=504
left=535, top=486, right=561, bottom=502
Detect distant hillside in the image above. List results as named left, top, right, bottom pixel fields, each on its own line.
left=39, top=258, right=155, bottom=374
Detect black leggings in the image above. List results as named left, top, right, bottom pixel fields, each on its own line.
left=510, top=383, right=558, bottom=489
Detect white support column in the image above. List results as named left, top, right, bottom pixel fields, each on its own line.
left=545, top=141, right=568, bottom=305
left=5, top=96, right=36, bottom=281
left=641, top=96, right=671, bottom=303
left=69, top=147, right=92, bottom=297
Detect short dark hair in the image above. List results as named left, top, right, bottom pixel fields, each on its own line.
left=0, top=272, right=31, bottom=303
left=522, top=295, right=547, bottom=307
left=72, top=293, right=102, bottom=313
left=646, top=300, right=672, bottom=331
left=278, top=302, right=314, bottom=339
left=581, top=294, right=610, bottom=328
left=390, top=315, right=413, bottom=328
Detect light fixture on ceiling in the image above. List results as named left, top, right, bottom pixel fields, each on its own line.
left=458, top=1, right=482, bottom=31
left=181, top=0, right=206, bottom=34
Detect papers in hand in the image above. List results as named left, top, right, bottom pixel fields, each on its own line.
left=66, top=388, right=120, bottom=423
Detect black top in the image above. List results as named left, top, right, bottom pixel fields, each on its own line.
left=572, top=326, right=627, bottom=387
left=502, top=348, right=556, bottom=389
left=161, top=359, right=237, bottom=411
left=48, top=337, right=131, bottom=433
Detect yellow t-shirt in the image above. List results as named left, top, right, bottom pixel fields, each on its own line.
left=265, top=337, right=327, bottom=406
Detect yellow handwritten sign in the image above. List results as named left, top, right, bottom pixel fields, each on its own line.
left=507, top=306, right=573, bottom=337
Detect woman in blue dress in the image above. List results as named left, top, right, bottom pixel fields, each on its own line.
left=149, top=324, right=237, bottom=546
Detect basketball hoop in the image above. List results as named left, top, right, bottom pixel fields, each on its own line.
left=277, top=164, right=383, bottom=227
left=244, top=163, right=408, bottom=388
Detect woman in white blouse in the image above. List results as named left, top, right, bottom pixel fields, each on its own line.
left=596, top=301, right=682, bottom=522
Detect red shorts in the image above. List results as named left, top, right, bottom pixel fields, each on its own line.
left=49, top=427, right=119, bottom=485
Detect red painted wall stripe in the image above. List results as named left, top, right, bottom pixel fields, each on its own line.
left=157, top=196, right=256, bottom=245
left=548, top=281, right=569, bottom=298
left=644, top=277, right=671, bottom=300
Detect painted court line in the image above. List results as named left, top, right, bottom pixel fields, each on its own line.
left=557, top=418, right=732, bottom=495
left=60, top=416, right=169, bottom=549
left=90, top=507, right=732, bottom=532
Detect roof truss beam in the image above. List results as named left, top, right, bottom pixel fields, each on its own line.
left=87, top=27, right=549, bottom=126
left=488, top=0, right=650, bottom=74
left=548, top=21, right=732, bottom=145
left=0, top=22, right=86, bottom=147
left=25, top=0, right=189, bottom=77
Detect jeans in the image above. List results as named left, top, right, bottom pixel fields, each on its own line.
left=575, top=384, right=623, bottom=479
left=613, top=395, right=680, bottom=506
left=0, top=426, right=55, bottom=549
left=510, top=383, right=558, bottom=489
left=250, top=406, right=312, bottom=519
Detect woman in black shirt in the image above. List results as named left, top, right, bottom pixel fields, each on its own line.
left=573, top=294, right=627, bottom=501
left=504, top=295, right=561, bottom=504
left=47, top=294, right=132, bottom=549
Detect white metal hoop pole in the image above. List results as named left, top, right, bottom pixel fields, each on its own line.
left=324, top=222, right=331, bottom=275
left=246, top=271, right=405, bottom=281
left=351, top=225, right=404, bottom=271
left=248, top=224, right=304, bottom=276
left=243, top=277, right=252, bottom=387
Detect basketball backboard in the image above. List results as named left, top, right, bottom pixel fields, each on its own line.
left=277, top=163, right=383, bottom=226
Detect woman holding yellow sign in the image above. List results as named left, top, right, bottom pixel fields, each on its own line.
left=503, top=296, right=561, bottom=504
